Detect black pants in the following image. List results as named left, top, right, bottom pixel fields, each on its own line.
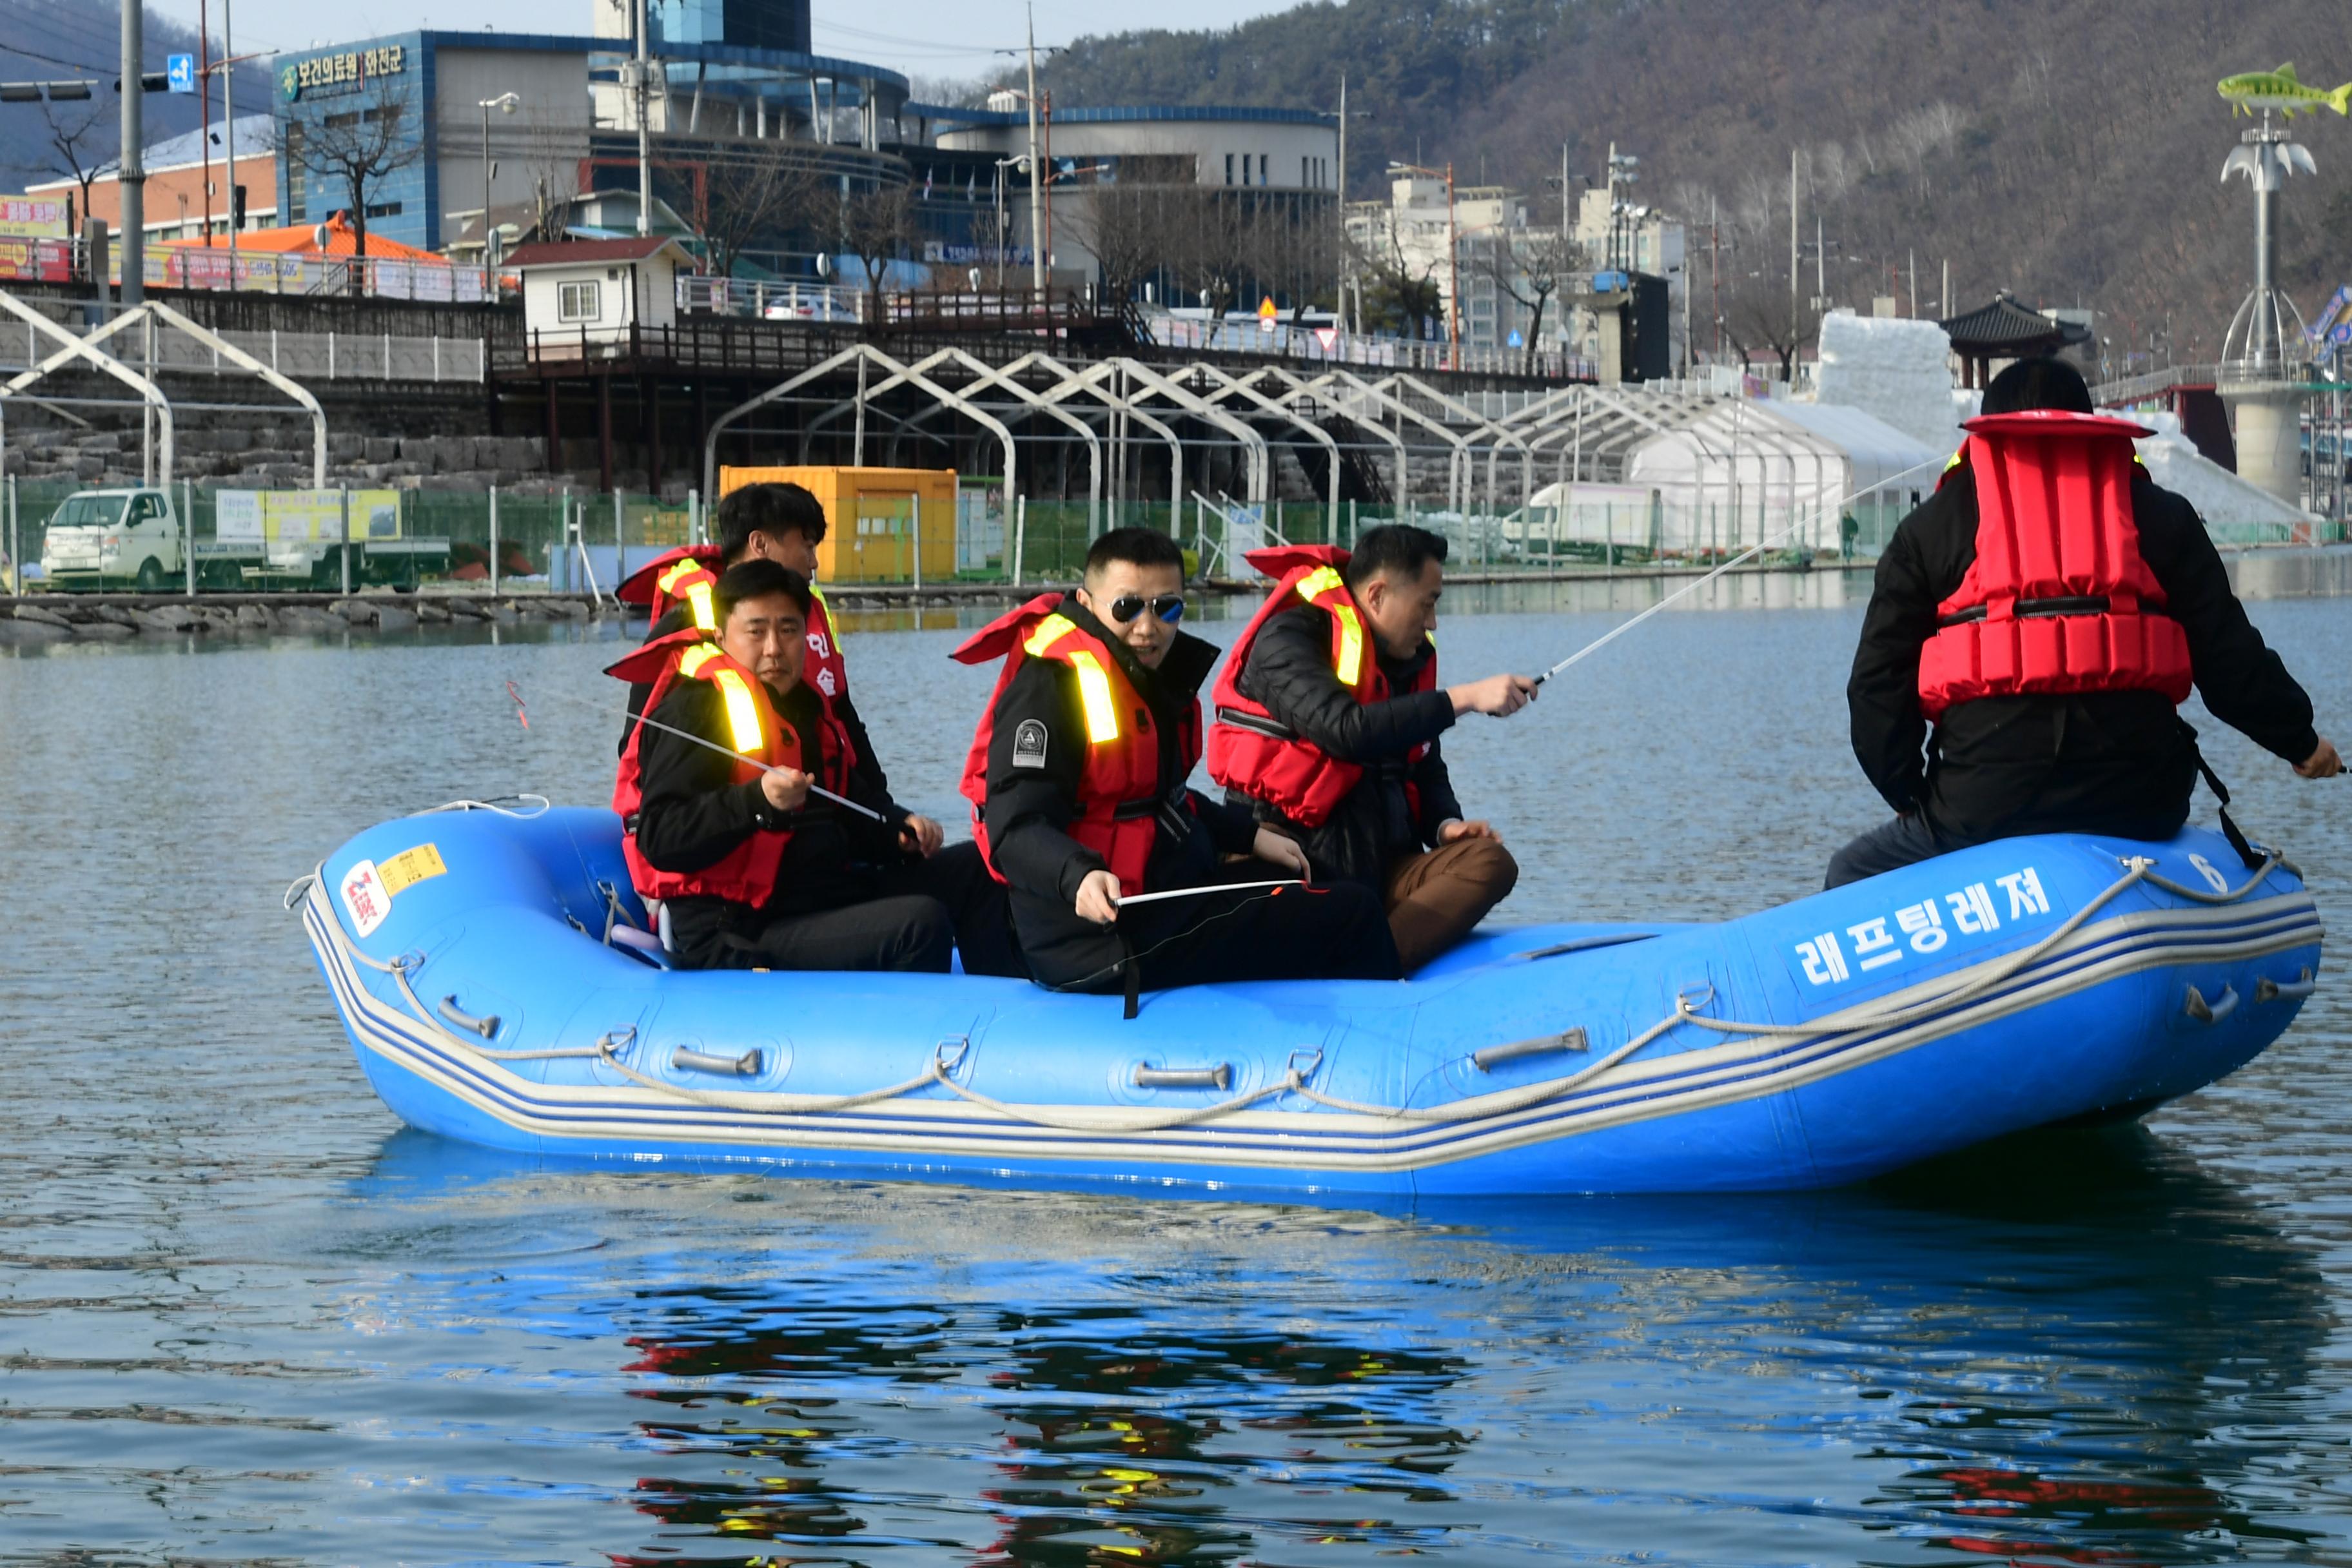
left=678, top=843, right=1020, bottom=975
left=1824, top=814, right=1963, bottom=888
left=1017, top=864, right=1402, bottom=995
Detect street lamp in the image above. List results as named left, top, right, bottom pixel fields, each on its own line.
left=478, top=92, right=521, bottom=259
left=1388, top=159, right=1458, bottom=348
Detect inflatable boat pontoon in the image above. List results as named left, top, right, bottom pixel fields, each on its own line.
left=299, top=802, right=2322, bottom=1195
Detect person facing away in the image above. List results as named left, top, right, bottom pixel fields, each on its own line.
left=614, top=558, right=1018, bottom=974
left=615, top=481, right=874, bottom=788
left=1827, top=355, right=2340, bottom=888
left=953, top=526, right=1400, bottom=1009
left=1208, top=525, right=1537, bottom=971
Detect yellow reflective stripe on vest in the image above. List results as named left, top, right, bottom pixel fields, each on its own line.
left=1295, top=565, right=1344, bottom=602
left=707, top=667, right=767, bottom=755
left=1066, top=651, right=1122, bottom=745
left=678, top=643, right=721, bottom=676
left=658, top=559, right=701, bottom=591
left=1024, top=613, right=1078, bottom=658
left=683, top=580, right=716, bottom=631
left=1332, top=605, right=1366, bottom=687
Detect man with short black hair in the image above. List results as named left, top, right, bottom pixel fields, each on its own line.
left=616, top=482, right=873, bottom=785
left=954, top=527, right=1399, bottom=1004
left=1829, top=355, right=2338, bottom=887
left=616, top=558, right=1016, bottom=973
left=1210, top=524, right=1534, bottom=970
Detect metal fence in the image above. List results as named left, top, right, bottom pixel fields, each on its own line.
left=0, top=313, right=487, bottom=385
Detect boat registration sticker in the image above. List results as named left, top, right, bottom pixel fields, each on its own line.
left=340, top=844, right=447, bottom=938
left=379, top=843, right=447, bottom=896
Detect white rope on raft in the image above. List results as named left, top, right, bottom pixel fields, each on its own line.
left=315, top=850, right=2291, bottom=1134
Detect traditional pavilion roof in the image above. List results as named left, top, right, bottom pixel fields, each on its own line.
left=1939, top=291, right=2090, bottom=351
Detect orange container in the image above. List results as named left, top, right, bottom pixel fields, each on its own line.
left=718, top=466, right=959, bottom=584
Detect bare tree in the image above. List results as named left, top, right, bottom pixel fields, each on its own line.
left=1166, top=189, right=1253, bottom=321
left=1722, top=270, right=1821, bottom=380
left=277, top=77, right=423, bottom=289
left=837, top=181, right=919, bottom=324
left=1064, top=182, right=1166, bottom=315
left=37, top=95, right=115, bottom=228
left=701, top=139, right=821, bottom=282
left=1354, top=222, right=1443, bottom=339
left=1471, top=228, right=1570, bottom=346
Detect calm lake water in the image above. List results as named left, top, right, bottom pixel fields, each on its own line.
left=5, top=573, right=2351, bottom=1565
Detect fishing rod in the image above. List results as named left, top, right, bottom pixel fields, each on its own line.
left=1113, top=878, right=1303, bottom=909
left=1531, top=451, right=1954, bottom=687
left=505, top=680, right=887, bottom=823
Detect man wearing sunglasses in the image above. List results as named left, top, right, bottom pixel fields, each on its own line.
left=1210, top=524, right=1535, bottom=970
left=954, top=528, right=1398, bottom=1010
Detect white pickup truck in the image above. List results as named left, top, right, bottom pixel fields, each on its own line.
left=38, top=487, right=186, bottom=591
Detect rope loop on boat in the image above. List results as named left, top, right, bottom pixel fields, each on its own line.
left=319, top=848, right=2297, bottom=1133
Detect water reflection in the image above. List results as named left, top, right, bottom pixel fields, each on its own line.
left=326, top=1124, right=2336, bottom=1566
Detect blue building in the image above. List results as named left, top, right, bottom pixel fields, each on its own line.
left=273, top=16, right=906, bottom=259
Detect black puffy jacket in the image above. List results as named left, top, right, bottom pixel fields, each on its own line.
left=1227, top=602, right=1463, bottom=888
left=1849, top=465, right=2317, bottom=841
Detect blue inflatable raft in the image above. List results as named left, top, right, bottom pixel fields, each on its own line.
left=299, top=803, right=2322, bottom=1196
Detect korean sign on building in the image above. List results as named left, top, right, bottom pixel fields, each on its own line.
left=282, top=44, right=407, bottom=100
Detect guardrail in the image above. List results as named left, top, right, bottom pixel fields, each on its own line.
left=1141, top=311, right=1592, bottom=382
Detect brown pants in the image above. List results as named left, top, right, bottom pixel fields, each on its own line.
left=1382, top=835, right=1520, bottom=971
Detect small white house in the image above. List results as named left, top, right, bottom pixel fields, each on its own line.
left=507, top=237, right=692, bottom=353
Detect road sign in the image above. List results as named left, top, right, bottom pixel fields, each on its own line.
left=166, top=54, right=195, bottom=93
left=1506, top=329, right=1525, bottom=348
left=1257, top=295, right=1278, bottom=330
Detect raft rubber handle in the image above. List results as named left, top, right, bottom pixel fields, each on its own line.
left=674, top=1046, right=762, bottom=1076
left=1133, top=1063, right=1231, bottom=1090
left=1475, top=1028, right=1590, bottom=1071
left=2255, top=968, right=2316, bottom=1004
left=2183, top=985, right=2240, bottom=1025
left=436, top=995, right=501, bottom=1039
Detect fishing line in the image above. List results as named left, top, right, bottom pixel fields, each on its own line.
left=1532, top=451, right=1954, bottom=687
left=505, top=680, right=887, bottom=822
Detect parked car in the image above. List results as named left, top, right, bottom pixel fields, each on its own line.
left=38, top=488, right=183, bottom=591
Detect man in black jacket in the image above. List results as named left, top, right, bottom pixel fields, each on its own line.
left=634, top=560, right=1017, bottom=972
left=1224, top=525, right=1535, bottom=969
left=1829, top=357, right=2338, bottom=887
left=970, top=529, right=1400, bottom=999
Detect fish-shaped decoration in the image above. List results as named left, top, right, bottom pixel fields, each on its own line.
left=2219, top=63, right=2352, bottom=117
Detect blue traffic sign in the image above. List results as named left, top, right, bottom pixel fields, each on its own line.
left=166, top=54, right=196, bottom=92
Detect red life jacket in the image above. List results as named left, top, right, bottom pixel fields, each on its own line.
left=606, top=631, right=855, bottom=906
left=1917, top=411, right=2193, bottom=721
left=618, top=545, right=723, bottom=633
left=617, top=545, right=850, bottom=700
left=1206, top=544, right=1438, bottom=828
left=951, top=594, right=1194, bottom=897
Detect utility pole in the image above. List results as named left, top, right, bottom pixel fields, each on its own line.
left=1787, top=146, right=1798, bottom=344
left=634, top=0, right=652, bottom=235
left=1560, top=140, right=1570, bottom=251
left=1908, top=248, right=1916, bottom=318
left=1337, top=74, right=1347, bottom=324
left=120, top=0, right=144, bottom=304
left=198, top=0, right=210, bottom=241
left=1710, top=194, right=1720, bottom=360
left=1942, top=257, right=1950, bottom=320
left=223, top=0, right=236, bottom=280
left=1815, top=213, right=1825, bottom=304
left=1025, top=0, right=1045, bottom=302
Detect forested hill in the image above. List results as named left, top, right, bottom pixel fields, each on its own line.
left=0, top=0, right=273, bottom=199
left=1040, top=0, right=2352, bottom=353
